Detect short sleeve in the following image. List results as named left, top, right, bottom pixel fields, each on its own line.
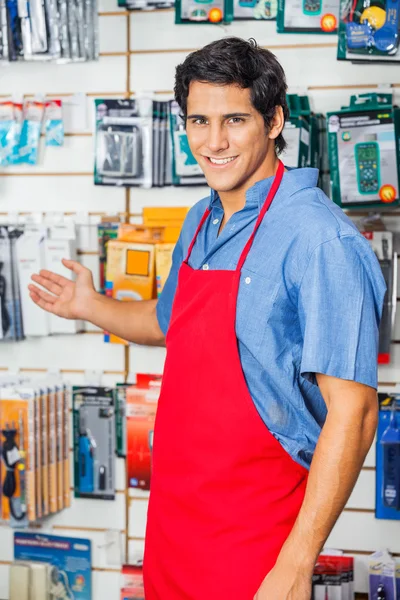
left=156, top=234, right=184, bottom=335
left=298, top=234, right=387, bottom=389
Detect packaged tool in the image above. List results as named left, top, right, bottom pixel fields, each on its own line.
left=233, top=0, right=277, bottom=19
left=361, top=230, right=396, bottom=364
left=94, top=98, right=153, bottom=189
left=13, top=532, right=92, bottom=600
left=327, top=93, right=400, bottom=209
left=169, top=100, right=207, bottom=184
left=277, top=0, right=339, bottom=32
left=369, top=550, right=396, bottom=599
left=338, top=0, right=400, bottom=62
left=376, top=394, right=400, bottom=520
left=98, top=220, right=119, bottom=295
left=18, top=97, right=45, bottom=165
left=175, top=0, right=233, bottom=22
left=44, top=99, right=64, bottom=147
left=119, top=0, right=174, bottom=9
left=127, top=375, right=161, bottom=491
left=281, top=95, right=311, bottom=168
left=73, top=386, right=116, bottom=500
left=0, top=385, right=35, bottom=525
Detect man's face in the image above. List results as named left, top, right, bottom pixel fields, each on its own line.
left=185, top=82, right=277, bottom=194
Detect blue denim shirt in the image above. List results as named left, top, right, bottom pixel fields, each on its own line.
left=157, top=168, right=386, bottom=469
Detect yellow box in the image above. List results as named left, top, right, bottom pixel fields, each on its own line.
left=155, top=244, right=175, bottom=297
left=142, top=207, right=189, bottom=228
left=105, top=241, right=156, bottom=344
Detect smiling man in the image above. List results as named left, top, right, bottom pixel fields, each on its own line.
left=29, top=38, right=385, bottom=599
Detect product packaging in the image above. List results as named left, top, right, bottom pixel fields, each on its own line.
left=45, top=99, right=64, bottom=147
left=361, top=230, right=397, bottom=364
left=120, top=563, right=145, bottom=599
left=18, top=98, right=45, bottom=165
left=98, top=220, right=119, bottom=294
left=0, top=385, right=36, bottom=525
left=115, top=383, right=132, bottom=458
left=369, top=550, right=396, bottom=599
left=169, top=100, right=207, bottom=184
left=0, top=98, right=16, bottom=166
left=44, top=222, right=82, bottom=334
left=118, top=0, right=174, bottom=9
left=233, top=0, right=277, bottom=19
left=175, top=0, right=233, bottom=22
left=127, top=375, right=162, bottom=490
left=0, top=225, right=24, bottom=342
left=73, top=386, right=116, bottom=500
left=94, top=98, right=153, bottom=188
left=376, top=394, right=400, bottom=520
left=277, top=0, right=339, bottom=32
left=13, top=532, right=92, bottom=600
left=105, top=240, right=156, bottom=344
left=155, top=244, right=175, bottom=296
left=281, top=100, right=310, bottom=168
left=327, top=93, right=400, bottom=209
left=338, top=0, right=400, bottom=63
left=313, top=553, right=354, bottom=599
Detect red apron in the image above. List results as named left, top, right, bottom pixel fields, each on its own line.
left=144, top=160, right=308, bottom=599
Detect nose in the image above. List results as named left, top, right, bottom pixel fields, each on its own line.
left=206, top=123, right=229, bottom=154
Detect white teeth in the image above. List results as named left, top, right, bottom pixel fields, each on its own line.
left=209, top=157, right=236, bottom=165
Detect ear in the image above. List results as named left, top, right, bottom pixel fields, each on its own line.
left=268, top=106, right=285, bottom=141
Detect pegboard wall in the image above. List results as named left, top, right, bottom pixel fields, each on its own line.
left=1, top=2, right=400, bottom=598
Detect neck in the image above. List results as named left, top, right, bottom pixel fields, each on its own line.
left=218, top=155, right=280, bottom=222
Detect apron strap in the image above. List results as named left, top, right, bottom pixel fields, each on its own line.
left=236, top=160, right=284, bottom=272
left=185, top=208, right=211, bottom=263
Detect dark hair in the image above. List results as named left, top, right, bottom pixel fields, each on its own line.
left=174, top=37, right=289, bottom=155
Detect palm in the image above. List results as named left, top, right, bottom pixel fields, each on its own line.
left=29, top=259, right=95, bottom=320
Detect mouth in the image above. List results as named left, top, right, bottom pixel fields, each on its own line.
left=204, top=156, right=238, bottom=168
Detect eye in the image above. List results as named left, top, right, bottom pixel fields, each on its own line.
left=191, top=118, right=207, bottom=126
left=228, top=117, right=244, bottom=124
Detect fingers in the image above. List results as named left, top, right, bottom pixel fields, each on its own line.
left=29, top=287, right=56, bottom=314
left=28, top=284, right=57, bottom=306
left=31, top=273, right=64, bottom=296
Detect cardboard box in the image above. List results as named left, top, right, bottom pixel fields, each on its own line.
left=155, top=244, right=174, bottom=297
left=105, top=241, right=156, bottom=344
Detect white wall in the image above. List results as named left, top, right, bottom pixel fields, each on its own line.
left=0, top=3, right=399, bottom=598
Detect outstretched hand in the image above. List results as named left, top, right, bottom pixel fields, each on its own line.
left=29, top=258, right=96, bottom=320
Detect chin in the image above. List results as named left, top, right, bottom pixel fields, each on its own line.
left=204, top=175, right=240, bottom=193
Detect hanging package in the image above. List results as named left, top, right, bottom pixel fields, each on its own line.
left=327, top=93, right=400, bottom=209
left=338, top=0, right=400, bottom=62
left=277, top=0, right=339, bottom=32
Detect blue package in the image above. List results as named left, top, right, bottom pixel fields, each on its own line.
left=45, top=99, right=64, bottom=147
left=14, top=532, right=92, bottom=600
left=18, top=99, right=45, bottom=165
left=369, top=550, right=397, bottom=600
left=0, top=99, right=15, bottom=166
left=376, top=394, right=400, bottom=520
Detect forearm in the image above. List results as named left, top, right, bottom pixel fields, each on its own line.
left=279, top=394, right=378, bottom=570
left=82, top=293, right=165, bottom=346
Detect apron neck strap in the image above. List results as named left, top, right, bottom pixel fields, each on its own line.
left=236, top=159, right=284, bottom=272
left=184, top=207, right=211, bottom=263
left=184, top=160, right=284, bottom=267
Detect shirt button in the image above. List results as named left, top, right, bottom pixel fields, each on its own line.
left=212, top=218, right=219, bottom=225
left=203, top=264, right=209, bottom=271
left=245, top=277, right=251, bottom=284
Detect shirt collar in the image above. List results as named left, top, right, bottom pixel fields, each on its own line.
left=208, top=167, right=320, bottom=212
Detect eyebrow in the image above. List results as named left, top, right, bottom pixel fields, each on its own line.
left=186, top=112, right=252, bottom=120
